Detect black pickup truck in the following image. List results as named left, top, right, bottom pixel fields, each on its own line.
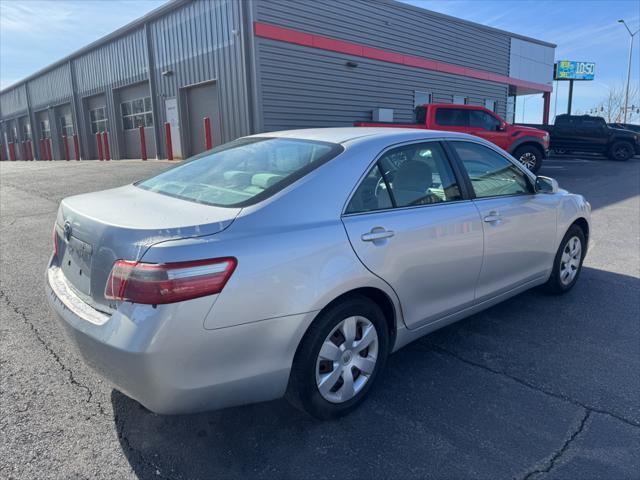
left=521, top=114, right=640, bottom=161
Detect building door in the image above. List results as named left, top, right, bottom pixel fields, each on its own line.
left=116, top=82, right=155, bottom=159
left=185, top=82, right=221, bottom=157
left=164, top=97, right=183, bottom=159
left=86, top=96, right=108, bottom=160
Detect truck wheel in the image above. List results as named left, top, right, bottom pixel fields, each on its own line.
left=513, top=145, right=543, bottom=173
left=608, top=141, right=633, bottom=161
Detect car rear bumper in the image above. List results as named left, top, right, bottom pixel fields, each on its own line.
left=46, top=260, right=313, bottom=414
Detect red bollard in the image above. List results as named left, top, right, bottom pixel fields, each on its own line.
left=62, top=135, right=70, bottom=161
left=204, top=117, right=213, bottom=150
left=73, top=134, right=80, bottom=161
left=8, top=142, right=16, bottom=161
left=20, top=141, right=26, bottom=160
left=39, top=139, right=45, bottom=161
left=102, top=131, right=111, bottom=161
left=96, top=132, right=104, bottom=161
left=164, top=122, right=173, bottom=160
left=139, top=126, right=147, bottom=161
left=46, top=138, right=53, bottom=161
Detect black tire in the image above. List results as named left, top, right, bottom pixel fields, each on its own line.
left=608, top=141, right=634, bottom=161
left=543, top=224, right=586, bottom=294
left=286, top=295, right=389, bottom=419
left=513, top=144, right=543, bottom=173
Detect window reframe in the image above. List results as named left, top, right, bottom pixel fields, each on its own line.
left=342, top=139, right=473, bottom=217
left=445, top=139, right=537, bottom=201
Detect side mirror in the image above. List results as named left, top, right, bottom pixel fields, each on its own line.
left=535, top=176, right=559, bottom=194
left=497, top=121, right=507, bottom=131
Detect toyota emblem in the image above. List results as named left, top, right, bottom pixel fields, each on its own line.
left=63, top=221, right=72, bottom=241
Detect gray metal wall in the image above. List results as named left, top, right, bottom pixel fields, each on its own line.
left=0, top=0, right=250, bottom=160
left=1, top=0, right=551, bottom=160
left=149, top=0, right=251, bottom=148
left=252, top=0, right=512, bottom=131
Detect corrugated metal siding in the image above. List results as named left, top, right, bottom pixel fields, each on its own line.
left=149, top=0, right=250, bottom=143
left=0, top=85, right=28, bottom=117
left=256, top=0, right=511, bottom=76
left=73, top=29, right=149, bottom=96
left=256, top=40, right=508, bottom=132
left=27, top=64, right=73, bottom=109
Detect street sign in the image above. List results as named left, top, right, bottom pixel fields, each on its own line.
left=554, top=61, right=596, bottom=81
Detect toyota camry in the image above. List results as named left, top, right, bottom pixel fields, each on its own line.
left=47, top=128, right=591, bottom=419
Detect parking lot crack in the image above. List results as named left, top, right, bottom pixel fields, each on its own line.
left=421, top=342, right=639, bottom=428
left=0, top=288, right=108, bottom=418
left=519, top=409, right=591, bottom=480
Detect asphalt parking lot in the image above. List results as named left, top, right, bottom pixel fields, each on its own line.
left=1, top=155, right=639, bottom=480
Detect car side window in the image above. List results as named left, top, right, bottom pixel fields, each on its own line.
left=435, top=108, right=469, bottom=127
left=345, top=142, right=462, bottom=214
left=451, top=141, right=533, bottom=198
left=469, top=111, right=500, bottom=131
left=345, top=164, right=393, bottom=214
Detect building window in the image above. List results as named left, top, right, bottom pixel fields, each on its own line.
left=484, top=99, right=496, bottom=112
left=39, top=119, right=51, bottom=139
left=453, top=95, right=467, bottom=105
left=414, top=91, right=432, bottom=108
left=22, top=123, right=32, bottom=140
left=121, top=97, right=153, bottom=130
left=90, top=107, right=108, bottom=133
left=59, top=114, right=74, bottom=136
left=9, top=125, right=18, bottom=142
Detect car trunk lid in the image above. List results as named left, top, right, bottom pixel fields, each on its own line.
left=55, top=184, right=239, bottom=313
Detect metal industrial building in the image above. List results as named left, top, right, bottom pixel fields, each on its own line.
left=0, top=0, right=556, bottom=161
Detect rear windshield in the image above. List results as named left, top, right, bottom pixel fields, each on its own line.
left=137, top=137, right=343, bottom=207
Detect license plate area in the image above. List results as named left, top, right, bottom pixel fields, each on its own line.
left=61, top=235, right=93, bottom=295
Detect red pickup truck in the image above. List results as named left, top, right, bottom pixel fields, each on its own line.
left=355, top=104, right=550, bottom=172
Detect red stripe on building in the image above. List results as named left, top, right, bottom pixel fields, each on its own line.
left=254, top=21, right=552, bottom=93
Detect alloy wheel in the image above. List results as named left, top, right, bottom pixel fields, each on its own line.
left=315, top=316, right=379, bottom=403
left=519, top=152, right=537, bottom=170
left=560, top=236, right=582, bottom=286
left=613, top=145, right=630, bottom=160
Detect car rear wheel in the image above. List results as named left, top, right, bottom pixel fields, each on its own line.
left=513, top=145, right=543, bottom=173
left=286, top=295, right=389, bottom=419
left=543, top=224, right=586, bottom=294
left=608, top=141, right=634, bottom=161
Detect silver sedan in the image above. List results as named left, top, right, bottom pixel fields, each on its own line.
left=46, top=128, right=591, bottom=419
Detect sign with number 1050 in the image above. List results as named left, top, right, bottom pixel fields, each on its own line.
left=554, top=61, right=596, bottom=81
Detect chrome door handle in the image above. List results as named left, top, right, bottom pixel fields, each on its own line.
left=361, top=228, right=395, bottom=242
left=483, top=211, right=501, bottom=223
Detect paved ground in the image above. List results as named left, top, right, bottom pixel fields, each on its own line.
left=1, top=156, right=639, bottom=480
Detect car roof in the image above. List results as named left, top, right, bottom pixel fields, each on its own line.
left=249, top=127, right=476, bottom=145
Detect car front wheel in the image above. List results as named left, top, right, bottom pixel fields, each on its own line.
left=286, top=295, right=389, bottom=419
left=543, top=224, right=586, bottom=294
left=608, top=141, right=634, bottom=161
left=513, top=145, right=543, bottom=173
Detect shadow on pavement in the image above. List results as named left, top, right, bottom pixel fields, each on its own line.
left=540, top=156, right=639, bottom=212
left=112, top=267, right=639, bottom=480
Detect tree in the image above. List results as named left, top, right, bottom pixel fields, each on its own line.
left=587, top=84, right=640, bottom=123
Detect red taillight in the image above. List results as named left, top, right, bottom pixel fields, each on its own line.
left=53, top=224, right=59, bottom=257
left=104, top=257, right=237, bottom=305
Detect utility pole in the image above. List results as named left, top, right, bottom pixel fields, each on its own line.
left=618, top=19, right=639, bottom=123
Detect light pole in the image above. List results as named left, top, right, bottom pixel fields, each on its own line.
left=618, top=19, right=639, bottom=123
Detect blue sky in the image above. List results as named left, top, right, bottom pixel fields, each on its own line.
left=1, top=0, right=638, bottom=123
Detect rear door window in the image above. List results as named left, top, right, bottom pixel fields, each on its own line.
left=137, top=138, right=343, bottom=207
left=435, top=108, right=469, bottom=127
left=346, top=142, right=462, bottom=213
